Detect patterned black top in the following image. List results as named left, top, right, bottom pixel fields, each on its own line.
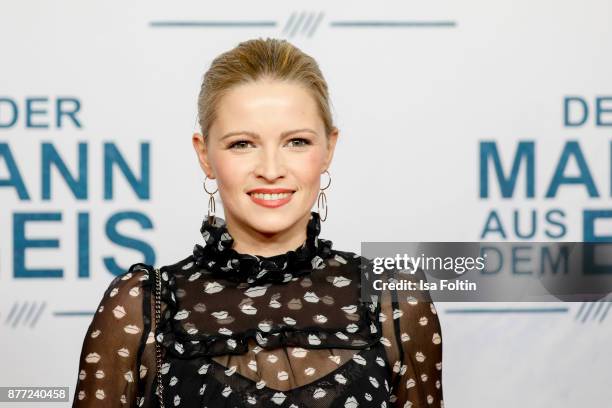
left=72, top=211, right=444, bottom=407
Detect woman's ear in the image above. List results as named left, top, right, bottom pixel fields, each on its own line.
left=323, top=127, right=339, bottom=171
left=192, top=132, right=214, bottom=178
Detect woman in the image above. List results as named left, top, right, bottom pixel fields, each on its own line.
left=72, top=37, right=444, bottom=407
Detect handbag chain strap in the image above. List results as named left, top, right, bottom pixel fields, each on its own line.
left=153, top=267, right=166, bottom=408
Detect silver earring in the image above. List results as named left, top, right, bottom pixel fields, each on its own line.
left=317, top=170, right=331, bottom=222
left=203, top=175, right=218, bottom=224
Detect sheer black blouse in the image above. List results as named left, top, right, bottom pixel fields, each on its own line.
left=72, top=211, right=444, bottom=407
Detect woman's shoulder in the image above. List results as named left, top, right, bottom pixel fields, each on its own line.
left=158, top=255, right=197, bottom=274
left=83, top=264, right=157, bottom=352
left=102, top=263, right=153, bottom=298
left=115, top=255, right=194, bottom=283
left=325, top=247, right=368, bottom=265
left=327, top=248, right=380, bottom=266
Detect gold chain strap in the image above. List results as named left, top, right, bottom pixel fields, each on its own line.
left=153, top=268, right=165, bottom=408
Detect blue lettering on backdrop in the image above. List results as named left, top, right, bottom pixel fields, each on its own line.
left=582, top=210, right=612, bottom=275
left=480, top=210, right=507, bottom=239
left=513, top=209, right=536, bottom=239
left=563, top=96, right=612, bottom=127
left=0, top=98, right=19, bottom=128
left=480, top=140, right=602, bottom=200
left=545, top=209, right=566, bottom=239
left=0, top=143, right=30, bottom=199
left=26, top=97, right=49, bottom=129
left=477, top=95, right=612, bottom=275
left=42, top=142, right=88, bottom=200
left=56, top=97, right=82, bottom=128
left=595, top=97, right=612, bottom=127
left=1, top=97, right=157, bottom=280
left=479, top=141, right=535, bottom=198
left=104, top=142, right=150, bottom=200
left=0, top=96, right=81, bottom=129
left=0, top=141, right=151, bottom=201
left=511, top=246, right=532, bottom=275
left=582, top=209, right=612, bottom=274
left=540, top=246, right=569, bottom=275
left=545, top=141, right=598, bottom=198
left=564, top=97, right=589, bottom=127
left=479, top=134, right=611, bottom=241
left=481, top=209, right=567, bottom=240
left=14, top=212, right=63, bottom=278
left=103, top=211, right=155, bottom=276
left=11, top=211, right=154, bottom=278
left=481, top=245, right=573, bottom=276
left=78, top=212, right=90, bottom=278
left=583, top=210, right=612, bottom=243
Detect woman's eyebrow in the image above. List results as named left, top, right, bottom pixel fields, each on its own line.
left=220, top=128, right=318, bottom=140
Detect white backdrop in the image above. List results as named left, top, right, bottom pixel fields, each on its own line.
left=1, top=0, right=611, bottom=406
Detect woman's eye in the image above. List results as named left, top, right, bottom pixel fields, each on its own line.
left=228, top=140, right=254, bottom=149
left=286, top=138, right=310, bottom=147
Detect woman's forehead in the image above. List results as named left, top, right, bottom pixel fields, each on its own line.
left=211, top=82, right=324, bottom=138
left=218, top=81, right=317, bottom=116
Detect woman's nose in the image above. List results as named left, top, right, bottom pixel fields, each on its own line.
left=254, top=147, right=286, bottom=181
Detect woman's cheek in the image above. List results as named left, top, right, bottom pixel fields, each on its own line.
left=300, top=149, right=326, bottom=178
left=215, top=155, right=247, bottom=185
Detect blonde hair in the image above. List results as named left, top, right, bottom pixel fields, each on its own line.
left=197, top=37, right=335, bottom=141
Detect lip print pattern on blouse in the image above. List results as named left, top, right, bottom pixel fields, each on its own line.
left=155, top=212, right=383, bottom=359
left=156, top=338, right=394, bottom=408
left=71, top=210, right=444, bottom=407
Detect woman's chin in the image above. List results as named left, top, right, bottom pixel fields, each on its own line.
left=241, top=207, right=308, bottom=233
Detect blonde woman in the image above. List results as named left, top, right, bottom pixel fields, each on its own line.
left=72, top=38, right=443, bottom=407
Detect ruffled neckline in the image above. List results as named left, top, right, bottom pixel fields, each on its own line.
left=192, top=211, right=333, bottom=285
left=145, top=211, right=383, bottom=359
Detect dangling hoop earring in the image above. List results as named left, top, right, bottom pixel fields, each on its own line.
left=317, top=170, right=331, bottom=222
left=203, top=175, right=218, bottom=224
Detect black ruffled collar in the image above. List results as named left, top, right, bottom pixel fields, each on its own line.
left=192, top=211, right=333, bottom=285
left=142, top=210, right=383, bottom=359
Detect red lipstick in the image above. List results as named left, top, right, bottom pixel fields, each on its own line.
left=247, top=188, right=295, bottom=208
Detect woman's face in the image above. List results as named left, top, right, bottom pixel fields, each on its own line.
left=192, top=79, right=338, bottom=236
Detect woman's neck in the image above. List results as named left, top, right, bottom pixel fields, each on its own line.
left=224, top=212, right=310, bottom=257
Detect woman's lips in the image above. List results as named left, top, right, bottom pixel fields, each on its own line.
left=248, top=191, right=294, bottom=208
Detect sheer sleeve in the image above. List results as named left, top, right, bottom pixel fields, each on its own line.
left=381, top=268, right=444, bottom=408
left=72, top=267, right=151, bottom=407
